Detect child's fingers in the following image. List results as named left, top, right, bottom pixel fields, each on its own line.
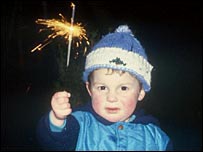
left=53, top=91, right=71, bottom=99
left=52, top=91, right=71, bottom=105
left=55, top=96, right=70, bottom=105
left=54, top=102, right=71, bottom=110
left=51, top=91, right=72, bottom=118
left=54, top=108, right=72, bottom=119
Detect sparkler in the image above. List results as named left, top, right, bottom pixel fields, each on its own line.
left=31, top=2, right=90, bottom=67
left=67, top=2, right=75, bottom=66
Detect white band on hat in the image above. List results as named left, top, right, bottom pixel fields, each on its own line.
left=85, top=47, right=153, bottom=87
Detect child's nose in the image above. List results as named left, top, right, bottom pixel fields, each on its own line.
left=107, top=91, right=117, bottom=102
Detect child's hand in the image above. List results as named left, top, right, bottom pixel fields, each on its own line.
left=50, top=91, right=72, bottom=126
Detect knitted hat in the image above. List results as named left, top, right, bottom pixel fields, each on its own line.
left=83, top=25, right=153, bottom=92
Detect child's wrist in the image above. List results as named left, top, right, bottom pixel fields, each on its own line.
left=49, top=110, right=65, bottom=126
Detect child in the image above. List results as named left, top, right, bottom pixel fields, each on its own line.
left=36, top=25, right=173, bottom=150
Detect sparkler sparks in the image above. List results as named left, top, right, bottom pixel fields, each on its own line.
left=31, top=2, right=90, bottom=67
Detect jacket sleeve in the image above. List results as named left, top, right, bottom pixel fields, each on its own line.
left=36, top=112, right=80, bottom=151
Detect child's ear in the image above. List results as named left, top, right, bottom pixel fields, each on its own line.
left=138, top=89, right=145, bottom=101
left=85, top=82, right=92, bottom=96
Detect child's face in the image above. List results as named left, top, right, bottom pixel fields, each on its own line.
left=86, top=68, right=145, bottom=122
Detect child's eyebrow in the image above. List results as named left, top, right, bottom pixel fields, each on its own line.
left=119, top=83, right=134, bottom=85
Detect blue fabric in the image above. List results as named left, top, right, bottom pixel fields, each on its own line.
left=36, top=112, right=79, bottom=150
left=92, top=25, right=148, bottom=59
left=36, top=102, right=172, bottom=150
left=72, top=111, right=170, bottom=150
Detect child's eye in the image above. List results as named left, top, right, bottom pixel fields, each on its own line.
left=98, top=86, right=106, bottom=90
left=121, top=86, right=128, bottom=91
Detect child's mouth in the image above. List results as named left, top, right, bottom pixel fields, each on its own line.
left=105, top=107, right=120, bottom=114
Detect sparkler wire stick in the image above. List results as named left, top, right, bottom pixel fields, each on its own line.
left=67, top=3, right=75, bottom=67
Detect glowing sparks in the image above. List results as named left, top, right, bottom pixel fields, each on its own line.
left=31, top=2, right=90, bottom=66
left=31, top=15, right=88, bottom=52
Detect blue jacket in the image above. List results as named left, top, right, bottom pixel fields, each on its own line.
left=36, top=102, right=173, bottom=150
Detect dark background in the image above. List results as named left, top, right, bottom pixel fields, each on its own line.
left=1, top=0, right=202, bottom=150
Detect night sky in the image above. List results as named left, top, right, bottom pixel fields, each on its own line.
left=1, top=0, right=202, bottom=150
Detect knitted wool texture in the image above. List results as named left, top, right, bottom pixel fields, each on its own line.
left=83, top=25, right=153, bottom=92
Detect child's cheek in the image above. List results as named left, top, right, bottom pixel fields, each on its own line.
left=92, top=93, right=104, bottom=105
left=124, top=97, right=137, bottom=111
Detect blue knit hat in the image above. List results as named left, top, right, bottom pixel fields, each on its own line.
left=83, top=25, right=153, bottom=92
